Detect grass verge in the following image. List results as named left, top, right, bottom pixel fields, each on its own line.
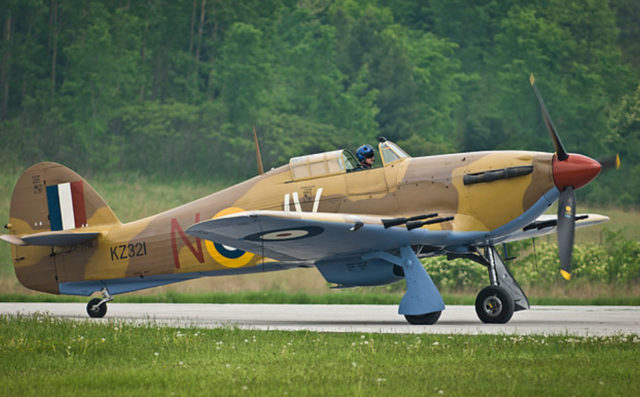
left=2, top=290, right=640, bottom=305
left=1, top=314, right=639, bottom=396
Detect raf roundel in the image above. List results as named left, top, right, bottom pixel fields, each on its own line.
left=205, top=207, right=255, bottom=268
left=244, top=226, right=324, bottom=242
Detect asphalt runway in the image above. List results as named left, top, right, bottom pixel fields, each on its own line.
left=1, top=302, right=639, bottom=336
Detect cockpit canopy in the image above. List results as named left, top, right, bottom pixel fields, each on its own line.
left=288, top=140, right=410, bottom=181
left=379, top=140, right=410, bottom=165
left=289, top=150, right=356, bottom=181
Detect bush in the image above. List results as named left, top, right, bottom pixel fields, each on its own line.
left=422, top=230, right=640, bottom=289
left=423, top=256, right=486, bottom=290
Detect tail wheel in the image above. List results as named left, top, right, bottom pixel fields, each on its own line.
left=87, top=298, right=107, bottom=318
left=475, top=285, right=514, bottom=324
left=404, top=311, right=441, bottom=325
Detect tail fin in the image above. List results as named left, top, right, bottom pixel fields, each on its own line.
left=8, top=162, right=120, bottom=235
left=4, top=162, right=120, bottom=294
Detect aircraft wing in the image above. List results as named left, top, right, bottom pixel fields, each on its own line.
left=500, top=213, right=609, bottom=243
left=185, top=210, right=457, bottom=262
left=186, top=210, right=610, bottom=262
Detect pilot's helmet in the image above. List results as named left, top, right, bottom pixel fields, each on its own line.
left=356, top=144, right=375, bottom=162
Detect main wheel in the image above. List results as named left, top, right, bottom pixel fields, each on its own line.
left=404, top=311, right=441, bottom=325
left=475, top=285, right=514, bottom=324
left=87, top=298, right=107, bottom=318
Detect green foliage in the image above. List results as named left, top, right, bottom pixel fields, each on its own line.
left=508, top=230, right=640, bottom=285
left=0, top=0, right=638, bottom=204
left=424, top=231, right=640, bottom=290
left=586, top=83, right=640, bottom=205
left=423, top=256, right=486, bottom=290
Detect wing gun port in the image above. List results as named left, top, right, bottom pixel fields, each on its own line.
left=406, top=216, right=454, bottom=231
left=381, top=213, right=438, bottom=228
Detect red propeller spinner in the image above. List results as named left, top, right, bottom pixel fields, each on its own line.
left=552, top=153, right=601, bottom=191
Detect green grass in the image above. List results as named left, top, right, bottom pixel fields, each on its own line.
left=0, top=169, right=20, bottom=277
left=1, top=315, right=639, bottom=396
left=90, top=173, right=230, bottom=223
left=580, top=205, right=640, bottom=242
left=3, top=290, right=640, bottom=306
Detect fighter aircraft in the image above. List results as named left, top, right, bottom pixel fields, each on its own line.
left=1, top=75, right=617, bottom=324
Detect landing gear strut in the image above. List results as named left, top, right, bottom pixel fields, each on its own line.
left=86, top=288, right=113, bottom=318
left=476, top=246, right=528, bottom=323
left=450, top=246, right=529, bottom=324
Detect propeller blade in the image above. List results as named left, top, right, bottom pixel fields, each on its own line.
left=529, top=74, right=569, bottom=161
left=596, top=154, right=621, bottom=172
left=557, top=186, right=576, bottom=280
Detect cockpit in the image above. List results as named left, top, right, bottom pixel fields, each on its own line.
left=288, top=139, right=410, bottom=181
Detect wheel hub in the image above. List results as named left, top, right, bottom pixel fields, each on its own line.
left=482, top=295, right=503, bottom=317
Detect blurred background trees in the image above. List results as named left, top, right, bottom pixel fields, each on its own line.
left=1, top=0, right=638, bottom=204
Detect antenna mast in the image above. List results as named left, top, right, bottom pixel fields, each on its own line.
left=253, top=125, right=265, bottom=175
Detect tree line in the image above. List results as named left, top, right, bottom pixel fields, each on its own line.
left=1, top=0, right=638, bottom=204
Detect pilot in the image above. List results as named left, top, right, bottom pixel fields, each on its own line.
left=355, top=144, right=375, bottom=170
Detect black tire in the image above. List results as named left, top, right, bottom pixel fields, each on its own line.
left=404, top=311, right=442, bottom=325
left=475, top=285, right=514, bottom=324
left=87, top=298, right=107, bottom=318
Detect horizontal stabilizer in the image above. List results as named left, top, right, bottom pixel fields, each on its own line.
left=0, top=234, right=26, bottom=246
left=1, top=231, right=101, bottom=246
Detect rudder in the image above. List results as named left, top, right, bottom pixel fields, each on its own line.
left=8, top=162, right=120, bottom=235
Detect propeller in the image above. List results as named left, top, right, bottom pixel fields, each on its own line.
left=596, top=154, right=621, bottom=172
left=529, top=74, right=602, bottom=280
left=556, top=186, right=575, bottom=280
left=529, top=74, right=569, bottom=161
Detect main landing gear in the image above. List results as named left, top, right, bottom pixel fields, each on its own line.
left=363, top=246, right=445, bottom=325
left=453, top=246, right=529, bottom=324
left=86, top=288, right=113, bottom=318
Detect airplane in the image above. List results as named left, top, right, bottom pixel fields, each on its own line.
left=1, top=75, right=618, bottom=324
